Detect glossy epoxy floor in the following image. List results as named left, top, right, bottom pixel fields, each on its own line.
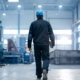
left=0, top=63, right=80, bottom=80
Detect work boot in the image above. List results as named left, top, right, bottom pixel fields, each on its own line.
left=43, top=69, right=47, bottom=80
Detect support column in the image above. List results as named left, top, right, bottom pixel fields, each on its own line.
left=18, top=10, right=20, bottom=34
left=33, top=3, right=36, bottom=21
left=45, top=10, right=48, bottom=20
left=72, top=27, right=74, bottom=50
left=76, top=5, right=78, bottom=20
left=76, top=32, right=79, bottom=50
left=72, top=11, right=74, bottom=50
left=75, top=25, right=79, bottom=50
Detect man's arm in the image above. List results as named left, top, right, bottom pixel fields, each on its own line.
left=48, top=22, right=55, bottom=48
left=28, top=23, right=33, bottom=50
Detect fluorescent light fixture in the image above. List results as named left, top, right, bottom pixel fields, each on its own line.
left=18, top=5, right=21, bottom=8
left=8, top=0, right=19, bottom=2
left=3, top=13, right=6, bottom=16
left=38, top=5, right=42, bottom=8
left=59, top=5, right=62, bottom=8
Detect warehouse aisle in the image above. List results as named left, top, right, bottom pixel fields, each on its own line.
left=0, top=64, right=80, bottom=80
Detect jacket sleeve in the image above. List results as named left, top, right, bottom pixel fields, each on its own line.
left=48, top=22, right=55, bottom=46
left=28, top=23, right=33, bottom=48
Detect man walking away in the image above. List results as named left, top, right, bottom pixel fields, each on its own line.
left=28, top=10, right=55, bottom=80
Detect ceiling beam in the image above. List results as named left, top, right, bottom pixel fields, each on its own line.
left=0, top=3, right=77, bottom=7
left=40, top=4, right=76, bottom=7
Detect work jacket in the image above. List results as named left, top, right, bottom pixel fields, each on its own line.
left=28, top=18, right=55, bottom=48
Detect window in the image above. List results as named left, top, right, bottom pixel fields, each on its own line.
left=3, top=39, right=8, bottom=44
left=53, top=30, right=72, bottom=35
left=3, top=30, right=18, bottom=34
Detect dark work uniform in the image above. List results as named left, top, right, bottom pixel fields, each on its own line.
left=28, top=18, right=55, bottom=78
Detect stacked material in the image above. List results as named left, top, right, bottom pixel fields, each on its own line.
left=50, top=50, right=80, bottom=64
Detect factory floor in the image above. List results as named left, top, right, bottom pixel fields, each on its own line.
left=0, top=63, right=80, bottom=80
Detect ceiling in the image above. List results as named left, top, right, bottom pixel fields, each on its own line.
left=0, top=0, right=80, bottom=11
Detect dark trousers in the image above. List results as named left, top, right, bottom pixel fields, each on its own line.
left=34, top=45, right=49, bottom=78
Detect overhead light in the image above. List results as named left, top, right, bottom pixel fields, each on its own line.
left=8, top=0, right=19, bottom=2
left=38, top=5, right=42, bottom=8
left=33, top=3, right=36, bottom=7
left=3, top=13, right=6, bottom=16
left=59, top=5, right=62, bottom=8
left=18, top=5, right=21, bottom=8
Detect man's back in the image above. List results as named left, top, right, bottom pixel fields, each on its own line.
left=31, top=19, right=53, bottom=45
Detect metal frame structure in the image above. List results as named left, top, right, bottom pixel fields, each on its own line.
left=0, top=0, right=80, bottom=11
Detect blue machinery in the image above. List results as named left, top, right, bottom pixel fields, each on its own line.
left=0, top=21, right=34, bottom=64
left=23, top=51, right=34, bottom=64
left=0, top=21, right=5, bottom=66
left=4, top=37, right=34, bottom=64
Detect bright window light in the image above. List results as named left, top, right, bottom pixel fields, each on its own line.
left=38, top=5, right=42, bottom=8
left=78, top=25, right=80, bottom=31
left=56, top=37, right=72, bottom=44
left=56, top=40, right=72, bottom=45
left=3, top=30, right=71, bottom=35
left=18, top=5, right=21, bottom=8
left=3, top=30, right=18, bottom=34
left=3, top=40, right=8, bottom=44
left=78, top=37, right=80, bottom=43
left=8, top=0, right=19, bottom=2
left=20, top=30, right=29, bottom=34
left=59, top=5, right=62, bottom=8
left=3, top=13, right=6, bottom=16
left=53, top=30, right=72, bottom=35
left=61, top=37, right=68, bottom=41
left=19, top=30, right=72, bottom=35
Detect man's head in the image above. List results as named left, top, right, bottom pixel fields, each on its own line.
left=36, top=10, right=43, bottom=19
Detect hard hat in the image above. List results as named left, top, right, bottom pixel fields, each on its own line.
left=36, top=10, right=43, bottom=16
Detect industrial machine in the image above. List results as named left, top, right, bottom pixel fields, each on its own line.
left=4, top=37, right=34, bottom=64
left=3, top=39, right=22, bottom=64
left=50, top=50, right=80, bottom=65
left=14, top=36, right=34, bottom=64
left=0, top=20, right=33, bottom=64
left=0, top=21, right=5, bottom=66
left=23, top=51, right=34, bottom=64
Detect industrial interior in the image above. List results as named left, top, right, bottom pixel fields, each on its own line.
left=0, top=0, right=80, bottom=80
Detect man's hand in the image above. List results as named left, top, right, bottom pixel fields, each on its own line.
left=49, top=41, right=54, bottom=48
left=28, top=48, right=32, bottom=52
